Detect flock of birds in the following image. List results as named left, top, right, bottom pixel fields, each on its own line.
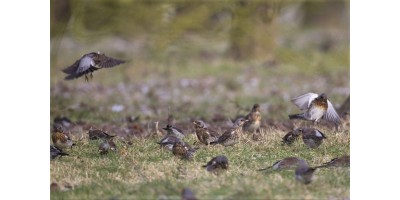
left=51, top=52, right=350, bottom=196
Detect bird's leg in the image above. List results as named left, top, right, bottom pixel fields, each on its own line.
left=85, top=74, right=89, bottom=82
left=90, top=73, right=93, bottom=80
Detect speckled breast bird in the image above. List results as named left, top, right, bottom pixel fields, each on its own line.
left=162, top=124, right=185, bottom=139
left=50, top=145, right=69, bottom=160
left=157, top=135, right=181, bottom=151
left=295, top=159, right=317, bottom=184
left=258, top=157, right=301, bottom=171
left=210, top=118, right=248, bottom=146
left=52, top=129, right=75, bottom=150
left=88, top=128, right=115, bottom=140
left=181, top=188, right=198, bottom=200
left=99, top=139, right=117, bottom=155
left=242, top=104, right=262, bottom=134
left=315, top=155, right=350, bottom=168
left=202, top=155, right=229, bottom=172
left=281, top=129, right=301, bottom=145
left=289, top=93, right=341, bottom=126
left=193, top=120, right=219, bottom=145
left=298, top=127, right=326, bottom=148
left=62, top=52, right=125, bottom=81
left=172, top=140, right=196, bottom=160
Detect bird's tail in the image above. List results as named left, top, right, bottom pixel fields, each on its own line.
left=314, top=164, right=328, bottom=169
left=209, top=141, right=218, bottom=145
left=64, top=74, right=77, bottom=80
left=288, top=113, right=306, bottom=120
left=59, top=152, right=69, bottom=156
left=257, top=166, right=272, bottom=171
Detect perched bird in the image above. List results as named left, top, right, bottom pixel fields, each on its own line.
left=202, top=155, right=229, bottom=172
left=242, top=104, right=262, bottom=134
left=258, top=157, right=301, bottom=171
left=157, top=135, right=181, bottom=151
left=181, top=188, right=198, bottom=200
left=281, top=129, right=301, bottom=145
left=62, top=51, right=125, bottom=81
left=295, top=159, right=317, bottom=184
left=172, top=140, right=197, bottom=160
left=193, top=120, right=219, bottom=145
left=288, top=93, right=341, bottom=126
left=50, top=145, right=69, bottom=160
left=210, top=118, right=248, bottom=146
left=298, top=127, right=326, bottom=148
left=315, top=155, right=350, bottom=168
left=88, top=128, right=115, bottom=140
left=162, top=124, right=185, bottom=139
left=52, top=129, right=75, bottom=150
left=99, top=139, right=117, bottom=155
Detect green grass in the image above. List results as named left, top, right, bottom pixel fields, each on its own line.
left=51, top=129, right=349, bottom=199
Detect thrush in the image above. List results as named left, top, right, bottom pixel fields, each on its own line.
left=99, top=139, right=117, bottom=155
left=295, top=159, right=317, bottom=184
left=258, top=157, right=301, bottom=171
left=193, top=120, right=219, bottom=145
left=242, top=104, right=262, bottom=134
left=50, top=145, right=69, bottom=160
left=52, top=129, right=75, bottom=150
left=162, top=124, right=185, bottom=139
left=289, top=93, right=341, bottom=126
left=315, top=155, right=350, bottom=168
left=88, top=128, right=116, bottom=140
left=172, top=140, right=196, bottom=160
left=53, top=116, right=73, bottom=132
left=210, top=117, right=248, bottom=146
left=202, top=155, right=229, bottom=172
left=181, top=188, right=198, bottom=200
left=281, top=129, right=301, bottom=145
left=298, top=127, right=326, bottom=148
left=157, top=135, right=181, bottom=151
left=62, top=51, right=125, bottom=81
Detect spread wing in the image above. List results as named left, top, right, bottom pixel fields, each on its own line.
left=323, top=100, right=341, bottom=125
left=291, top=93, right=319, bottom=110
left=62, top=59, right=80, bottom=74
left=98, top=55, right=125, bottom=68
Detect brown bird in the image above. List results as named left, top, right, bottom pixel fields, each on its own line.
left=315, top=155, right=350, bottom=168
left=298, top=127, right=326, bottom=148
left=289, top=93, right=341, bottom=126
left=52, top=128, right=75, bottom=150
left=210, top=118, right=248, bottom=146
left=193, top=120, right=219, bottom=145
left=281, top=129, right=301, bottom=145
left=172, top=140, right=196, bottom=160
left=99, top=139, right=117, bottom=155
left=258, top=157, right=301, bottom=171
left=242, top=104, right=262, bottom=134
left=62, top=52, right=125, bottom=81
left=88, top=128, right=115, bottom=140
left=202, top=155, right=229, bottom=173
left=181, top=188, right=198, bottom=200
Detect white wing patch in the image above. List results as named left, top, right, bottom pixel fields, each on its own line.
left=315, top=130, right=323, bottom=137
left=291, top=93, right=319, bottom=110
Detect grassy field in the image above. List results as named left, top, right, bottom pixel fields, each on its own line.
left=50, top=37, right=349, bottom=199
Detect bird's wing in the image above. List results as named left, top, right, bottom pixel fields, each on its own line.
left=323, top=100, right=341, bottom=125
left=98, top=55, right=125, bottom=68
left=291, top=93, right=319, bottom=110
left=76, top=56, right=95, bottom=74
left=217, top=130, right=231, bottom=142
left=61, top=59, right=80, bottom=74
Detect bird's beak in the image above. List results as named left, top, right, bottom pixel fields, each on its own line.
left=192, top=121, right=197, bottom=125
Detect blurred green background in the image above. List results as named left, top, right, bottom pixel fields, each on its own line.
left=50, top=0, right=349, bottom=125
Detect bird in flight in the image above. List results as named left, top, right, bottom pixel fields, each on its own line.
left=62, top=52, right=125, bottom=81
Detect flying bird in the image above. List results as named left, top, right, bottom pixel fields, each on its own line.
left=62, top=52, right=125, bottom=81
left=289, top=93, right=341, bottom=126
left=295, top=159, right=317, bottom=184
left=258, top=157, right=301, bottom=171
